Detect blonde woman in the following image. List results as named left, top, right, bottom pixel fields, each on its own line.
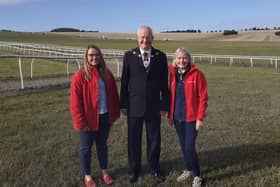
left=168, top=48, right=208, bottom=187
left=70, top=45, right=120, bottom=187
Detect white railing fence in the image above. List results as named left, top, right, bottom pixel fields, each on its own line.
left=0, top=55, right=123, bottom=91
left=0, top=41, right=279, bottom=91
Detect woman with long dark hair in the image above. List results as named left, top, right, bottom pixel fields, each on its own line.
left=70, top=45, right=120, bottom=187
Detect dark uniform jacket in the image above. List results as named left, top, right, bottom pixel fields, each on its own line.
left=120, top=47, right=169, bottom=118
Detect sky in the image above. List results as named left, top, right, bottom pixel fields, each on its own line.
left=0, top=0, right=280, bottom=33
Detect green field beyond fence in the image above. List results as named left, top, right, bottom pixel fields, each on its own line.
left=1, top=31, right=280, bottom=55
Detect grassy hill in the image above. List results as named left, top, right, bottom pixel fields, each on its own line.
left=50, top=30, right=280, bottom=42
left=1, top=31, right=280, bottom=56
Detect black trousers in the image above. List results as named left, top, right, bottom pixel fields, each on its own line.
left=127, top=114, right=161, bottom=175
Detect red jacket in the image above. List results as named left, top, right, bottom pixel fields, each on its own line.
left=168, top=64, right=208, bottom=122
left=70, top=66, right=120, bottom=131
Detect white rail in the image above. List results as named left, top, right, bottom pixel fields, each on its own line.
left=0, top=42, right=279, bottom=90
left=1, top=41, right=278, bottom=69
left=0, top=55, right=122, bottom=90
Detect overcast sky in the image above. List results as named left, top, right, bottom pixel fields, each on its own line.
left=1, top=0, right=280, bottom=32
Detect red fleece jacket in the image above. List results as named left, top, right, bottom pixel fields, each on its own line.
left=70, top=66, right=120, bottom=131
left=168, top=64, right=208, bottom=122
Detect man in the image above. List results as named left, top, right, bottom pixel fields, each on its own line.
left=120, top=25, right=169, bottom=183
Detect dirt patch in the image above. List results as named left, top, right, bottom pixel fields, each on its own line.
left=0, top=76, right=71, bottom=96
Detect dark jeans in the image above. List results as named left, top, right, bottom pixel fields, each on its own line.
left=79, top=113, right=110, bottom=175
left=174, top=120, right=200, bottom=177
left=127, top=114, right=161, bottom=175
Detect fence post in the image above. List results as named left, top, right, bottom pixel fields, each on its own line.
left=275, top=59, right=278, bottom=70
left=76, top=59, right=81, bottom=70
left=67, top=59, right=70, bottom=76
left=250, top=57, right=253, bottom=68
left=18, top=56, right=24, bottom=89
left=30, top=58, right=35, bottom=79
left=230, top=57, right=233, bottom=67
left=116, top=58, right=120, bottom=78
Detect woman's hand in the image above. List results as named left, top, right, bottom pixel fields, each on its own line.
left=168, top=119, right=175, bottom=128
left=196, top=120, right=204, bottom=131
left=81, top=126, right=90, bottom=131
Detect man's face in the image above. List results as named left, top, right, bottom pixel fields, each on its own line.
left=137, top=28, right=153, bottom=51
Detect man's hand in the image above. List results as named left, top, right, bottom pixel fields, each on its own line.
left=121, top=109, right=127, bottom=116
left=160, top=111, right=166, bottom=116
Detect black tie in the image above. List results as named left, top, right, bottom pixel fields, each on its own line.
left=143, top=52, right=149, bottom=68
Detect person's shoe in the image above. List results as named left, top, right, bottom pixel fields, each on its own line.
left=177, top=170, right=192, bottom=182
left=128, top=173, right=138, bottom=183
left=192, top=176, right=202, bottom=187
left=84, top=178, right=96, bottom=187
left=101, top=173, right=113, bottom=185
left=151, top=172, right=165, bottom=183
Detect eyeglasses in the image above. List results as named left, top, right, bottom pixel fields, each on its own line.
left=87, top=53, right=100, bottom=57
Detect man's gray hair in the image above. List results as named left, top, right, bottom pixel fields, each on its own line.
left=137, top=25, right=154, bottom=37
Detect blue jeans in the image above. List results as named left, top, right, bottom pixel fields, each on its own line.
left=79, top=113, right=110, bottom=175
left=174, top=120, right=200, bottom=177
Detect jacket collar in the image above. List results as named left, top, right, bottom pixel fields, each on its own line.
left=132, top=47, right=160, bottom=60
left=169, top=64, right=197, bottom=74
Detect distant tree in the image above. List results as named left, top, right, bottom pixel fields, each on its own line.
left=0, top=29, right=13, bottom=32
left=160, top=29, right=201, bottom=33
left=223, top=30, right=238, bottom=35
left=50, top=27, right=80, bottom=32
left=275, top=31, right=280, bottom=36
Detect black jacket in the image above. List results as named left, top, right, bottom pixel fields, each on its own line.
left=120, top=47, right=169, bottom=118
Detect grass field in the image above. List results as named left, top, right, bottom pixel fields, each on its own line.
left=1, top=31, right=280, bottom=80
left=0, top=64, right=279, bottom=187
left=1, top=31, right=280, bottom=55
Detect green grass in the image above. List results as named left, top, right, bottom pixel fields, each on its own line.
left=0, top=64, right=279, bottom=186
left=1, top=32, right=280, bottom=55
left=1, top=32, right=280, bottom=80
left=1, top=41, right=279, bottom=80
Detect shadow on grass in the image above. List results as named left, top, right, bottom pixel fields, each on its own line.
left=98, top=143, right=279, bottom=186
left=160, top=143, right=280, bottom=181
